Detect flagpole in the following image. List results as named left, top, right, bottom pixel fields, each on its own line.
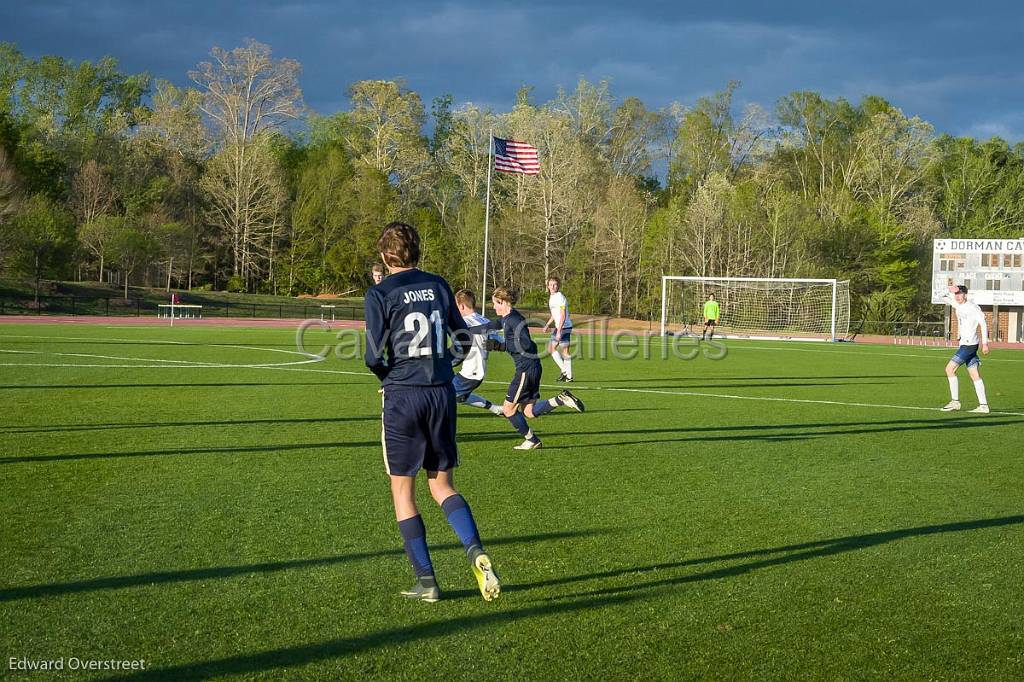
left=481, top=130, right=493, bottom=301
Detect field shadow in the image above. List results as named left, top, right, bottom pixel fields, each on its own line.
left=526, top=514, right=1024, bottom=602
left=0, top=528, right=617, bottom=602
left=106, top=514, right=1024, bottom=681
left=8, top=416, right=1018, bottom=465
left=0, top=340, right=312, bottom=349
left=552, top=416, right=1024, bottom=449
left=0, top=382, right=346, bottom=391
left=2, top=415, right=377, bottom=435
left=604, top=380, right=901, bottom=389
left=595, top=374, right=920, bottom=384
left=0, top=440, right=382, bottom=464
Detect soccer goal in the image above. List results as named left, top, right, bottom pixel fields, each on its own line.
left=660, top=276, right=851, bottom=341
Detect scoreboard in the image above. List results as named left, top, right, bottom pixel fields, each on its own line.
left=931, top=239, right=1024, bottom=305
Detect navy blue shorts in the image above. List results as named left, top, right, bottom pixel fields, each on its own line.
left=381, top=384, right=458, bottom=476
left=452, top=374, right=483, bottom=402
left=506, top=364, right=542, bottom=404
left=951, top=344, right=981, bottom=369
left=550, top=328, right=573, bottom=346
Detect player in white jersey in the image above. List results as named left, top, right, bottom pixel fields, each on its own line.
left=453, top=289, right=505, bottom=415
left=941, top=285, right=990, bottom=413
left=541, top=276, right=574, bottom=382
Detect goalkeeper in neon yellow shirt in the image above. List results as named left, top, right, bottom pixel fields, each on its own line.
left=702, top=294, right=721, bottom=341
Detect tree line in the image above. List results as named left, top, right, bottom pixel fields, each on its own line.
left=1, top=40, right=1022, bottom=320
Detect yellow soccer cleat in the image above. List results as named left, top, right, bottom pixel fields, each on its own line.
left=472, top=553, right=501, bottom=602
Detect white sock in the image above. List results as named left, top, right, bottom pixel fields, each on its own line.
left=563, top=355, right=573, bottom=379
left=551, top=351, right=565, bottom=373
left=973, top=379, right=987, bottom=405
left=948, top=376, right=959, bottom=401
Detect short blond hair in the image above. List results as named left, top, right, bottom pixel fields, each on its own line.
left=455, top=289, right=476, bottom=309
left=491, top=286, right=517, bottom=305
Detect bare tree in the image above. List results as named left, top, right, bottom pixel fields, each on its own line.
left=190, top=40, right=302, bottom=287
left=342, top=79, right=430, bottom=207
left=70, top=160, right=117, bottom=228
left=134, top=81, right=207, bottom=290
left=593, top=176, right=652, bottom=315
left=0, top=146, right=20, bottom=270
left=679, top=173, right=733, bottom=276
left=850, top=110, right=934, bottom=216
left=136, top=80, right=207, bottom=162
left=69, top=160, right=117, bottom=280
left=506, top=105, right=601, bottom=281
left=605, top=97, right=668, bottom=178
left=0, top=146, right=21, bottom=226
left=200, top=137, right=287, bottom=287
left=446, top=104, right=498, bottom=200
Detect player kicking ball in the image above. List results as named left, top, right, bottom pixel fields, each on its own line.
left=940, top=284, right=990, bottom=414
left=364, top=222, right=500, bottom=602
left=480, top=286, right=585, bottom=450
left=453, top=289, right=505, bottom=416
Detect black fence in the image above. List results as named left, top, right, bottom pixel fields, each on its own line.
left=0, top=295, right=363, bottom=321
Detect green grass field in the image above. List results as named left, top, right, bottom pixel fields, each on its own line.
left=2, top=323, right=1023, bottom=680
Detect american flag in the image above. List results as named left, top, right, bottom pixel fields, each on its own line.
left=493, top=137, right=540, bottom=175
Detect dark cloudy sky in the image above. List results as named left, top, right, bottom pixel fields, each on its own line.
left=3, top=1, right=1024, bottom=141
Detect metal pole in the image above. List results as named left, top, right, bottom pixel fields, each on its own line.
left=829, top=279, right=837, bottom=342
left=481, top=131, right=493, bottom=300
left=660, top=276, right=668, bottom=337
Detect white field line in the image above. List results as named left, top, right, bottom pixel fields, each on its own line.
left=134, top=363, right=1024, bottom=419
left=0, top=333, right=193, bottom=345
left=0, top=344, right=325, bottom=369
left=4, top=360, right=1022, bottom=417
left=0, top=349, right=232, bottom=365
left=2, top=335, right=1022, bottom=417
left=5, top=331, right=1021, bottom=363
left=630, top=336, right=1024, bottom=363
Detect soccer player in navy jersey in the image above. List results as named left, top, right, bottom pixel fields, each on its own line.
left=364, top=222, right=500, bottom=602
left=370, top=263, right=385, bottom=286
left=481, top=286, right=585, bottom=450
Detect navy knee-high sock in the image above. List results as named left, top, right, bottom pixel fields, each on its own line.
left=507, top=411, right=534, bottom=438
left=398, top=515, right=434, bottom=577
left=441, top=494, right=483, bottom=556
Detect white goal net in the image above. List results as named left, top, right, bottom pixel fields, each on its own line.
left=661, top=276, right=851, bottom=341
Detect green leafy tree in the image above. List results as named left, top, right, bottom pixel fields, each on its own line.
left=291, top=142, right=355, bottom=292
left=108, top=219, right=157, bottom=299
left=6, top=193, right=75, bottom=303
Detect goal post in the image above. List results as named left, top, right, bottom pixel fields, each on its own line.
left=660, top=276, right=851, bottom=342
